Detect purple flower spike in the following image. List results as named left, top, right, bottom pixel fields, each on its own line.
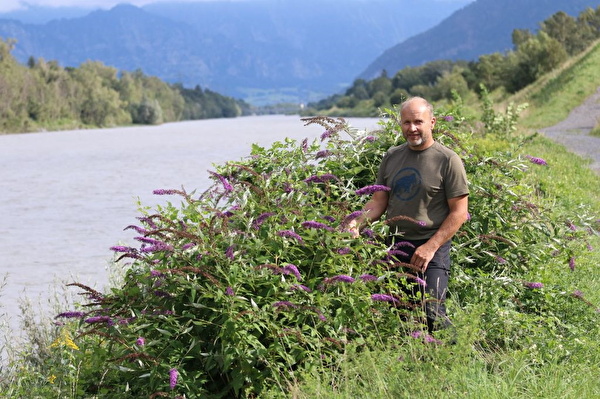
left=124, top=225, right=148, bottom=234
left=388, top=249, right=409, bottom=257
left=359, top=274, right=378, bottom=282
left=277, top=230, right=304, bottom=244
left=572, top=290, right=584, bottom=298
left=320, top=130, right=333, bottom=141
left=84, top=316, right=113, bottom=324
left=337, top=247, right=352, bottom=255
left=252, top=212, right=276, bottom=230
left=154, top=290, right=173, bottom=298
left=569, top=257, right=576, bottom=271
left=301, top=221, right=333, bottom=231
left=283, top=264, right=303, bottom=281
left=110, top=245, right=133, bottom=253
left=273, top=301, right=297, bottom=309
left=152, top=189, right=181, bottom=196
left=411, top=276, right=427, bottom=287
left=169, top=368, right=178, bottom=390
left=226, top=245, right=235, bottom=260
left=371, top=294, right=399, bottom=304
left=290, top=284, right=312, bottom=292
left=209, top=171, right=234, bottom=192
left=355, top=185, right=391, bottom=196
left=56, top=311, right=86, bottom=319
left=524, top=282, right=544, bottom=289
left=424, top=335, right=443, bottom=344
left=525, top=155, right=548, bottom=166
left=135, top=237, right=165, bottom=245
left=136, top=337, right=145, bottom=346
left=304, top=173, right=339, bottom=183
left=140, top=243, right=174, bottom=253
left=410, top=330, right=423, bottom=339
left=316, top=150, right=332, bottom=159
left=326, top=275, right=355, bottom=284
left=225, top=286, right=235, bottom=296
left=442, top=115, right=455, bottom=122
left=394, top=241, right=413, bottom=249
left=342, top=210, right=363, bottom=226
left=361, top=228, right=374, bottom=238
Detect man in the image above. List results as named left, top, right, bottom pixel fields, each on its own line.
left=350, top=96, right=469, bottom=333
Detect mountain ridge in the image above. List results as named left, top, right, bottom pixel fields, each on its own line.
left=0, top=0, right=471, bottom=104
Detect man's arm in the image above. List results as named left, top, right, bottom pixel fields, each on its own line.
left=410, top=194, right=469, bottom=271
left=348, top=191, right=389, bottom=238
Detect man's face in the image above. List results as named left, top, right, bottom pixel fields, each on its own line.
left=400, top=102, right=436, bottom=150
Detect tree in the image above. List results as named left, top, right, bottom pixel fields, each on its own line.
left=512, top=29, right=533, bottom=48
left=509, top=31, right=568, bottom=93
left=69, top=61, right=128, bottom=126
left=474, top=52, right=511, bottom=92
left=434, top=67, right=471, bottom=101
left=577, top=7, right=600, bottom=46
left=541, top=11, right=585, bottom=55
left=389, top=88, right=409, bottom=106
left=368, top=71, right=392, bottom=97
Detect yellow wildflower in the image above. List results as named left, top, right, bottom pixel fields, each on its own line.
left=50, top=329, right=80, bottom=351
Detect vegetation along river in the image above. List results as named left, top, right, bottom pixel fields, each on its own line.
left=0, top=115, right=381, bottom=338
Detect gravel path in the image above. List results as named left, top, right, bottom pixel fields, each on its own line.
left=538, top=86, right=600, bottom=175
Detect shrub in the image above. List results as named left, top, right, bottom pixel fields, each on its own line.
left=50, top=99, right=598, bottom=398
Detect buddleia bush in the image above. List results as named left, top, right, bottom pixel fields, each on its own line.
left=52, top=100, right=598, bottom=397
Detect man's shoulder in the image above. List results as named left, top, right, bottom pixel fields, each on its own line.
left=385, top=143, right=408, bottom=156
left=430, top=141, right=460, bottom=159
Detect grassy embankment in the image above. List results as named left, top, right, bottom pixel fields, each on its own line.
left=288, top=41, right=600, bottom=399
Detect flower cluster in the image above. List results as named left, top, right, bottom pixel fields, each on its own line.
left=525, top=155, right=548, bottom=166
left=355, top=185, right=391, bottom=196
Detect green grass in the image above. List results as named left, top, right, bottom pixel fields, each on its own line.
left=289, top=343, right=600, bottom=399
left=515, top=39, right=600, bottom=130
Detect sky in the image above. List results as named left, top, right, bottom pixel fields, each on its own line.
left=0, top=0, right=473, bottom=13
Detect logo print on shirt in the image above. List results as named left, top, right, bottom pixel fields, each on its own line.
left=392, top=167, right=421, bottom=201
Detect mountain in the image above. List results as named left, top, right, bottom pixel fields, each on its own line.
left=360, top=0, right=600, bottom=80
left=0, top=1, right=471, bottom=105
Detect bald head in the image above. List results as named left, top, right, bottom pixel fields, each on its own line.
left=400, top=97, right=434, bottom=119
left=399, top=97, right=436, bottom=150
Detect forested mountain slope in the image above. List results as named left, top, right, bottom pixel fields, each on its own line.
left=360, top=0, right=600, bottom=80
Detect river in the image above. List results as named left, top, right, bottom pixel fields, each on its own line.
left=0, top=115, right=381, bottom=340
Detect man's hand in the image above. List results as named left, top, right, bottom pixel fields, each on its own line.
left=347, top=220, right=360, bottom=239
left=410, top=242, right=437, bottom=272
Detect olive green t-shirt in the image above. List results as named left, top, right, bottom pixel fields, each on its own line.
left=376, top=141, right=469, bottom=240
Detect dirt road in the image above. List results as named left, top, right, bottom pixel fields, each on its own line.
left=539, top=86, right=600, bottom=175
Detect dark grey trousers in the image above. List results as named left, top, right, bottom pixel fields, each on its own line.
left=393, top=238, right=452, bottom=333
